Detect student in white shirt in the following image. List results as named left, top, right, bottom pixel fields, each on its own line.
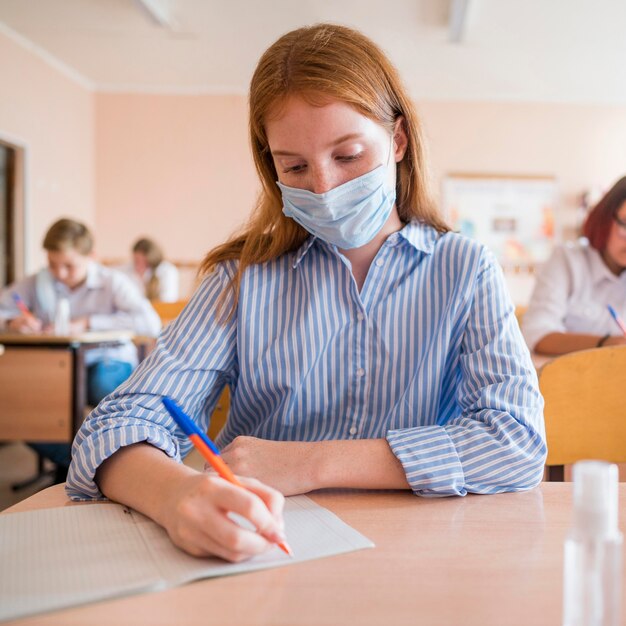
left=523, top=176, right=626, bottom=354
left=0, top=218, right=161, bottom=481
left=123, top=238, right=180, bottom=302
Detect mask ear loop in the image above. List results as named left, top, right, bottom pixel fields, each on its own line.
left=386, top=132, right=395, bottom=166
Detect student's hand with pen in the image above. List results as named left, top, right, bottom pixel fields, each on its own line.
left=7, top=313, right=43, bottom=333
left=159, top=471, right=287, bottom=562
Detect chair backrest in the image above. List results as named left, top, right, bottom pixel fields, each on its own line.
left=539, top=345, right=626, bottom=468
left=208, top=388, right=230, bottom=440
left=151, top=299, right=188, bottom=325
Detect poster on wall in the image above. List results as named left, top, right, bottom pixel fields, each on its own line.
left=441, top=174, right=557, bottom=269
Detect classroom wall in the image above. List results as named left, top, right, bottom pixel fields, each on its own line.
left=418, top=100, right=626, bottom=235
left=4, top=22, right=626, bottom=300
left=94, top=93, right=258, bottom=273
left=94, top=92, right=626, bottom=300
left=0, top=29, right=95, bottom=274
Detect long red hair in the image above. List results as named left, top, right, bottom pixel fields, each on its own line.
left=201, top=23, right=449, bottom=313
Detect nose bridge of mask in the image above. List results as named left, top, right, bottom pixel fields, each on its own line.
left=278, top=130, right=395, bottom=197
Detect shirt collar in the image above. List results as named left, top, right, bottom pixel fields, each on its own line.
left=292, top=221, right=439, bottom=269
left=396, top=221, right=439, bottom=254
left=85, top=261, right=104, bottom=289
left=586, top=243, right=622, bottom=285
left=292, top=237, right=317, bottom=268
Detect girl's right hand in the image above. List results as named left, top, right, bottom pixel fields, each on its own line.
left=158, top=473, right=287, bottom=562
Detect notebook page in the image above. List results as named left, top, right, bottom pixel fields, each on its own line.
left=0, top=495, right=374, bottom=622
left=0, top=504, right=164, bottom=623
left=137, top=495, right=375, bottom=586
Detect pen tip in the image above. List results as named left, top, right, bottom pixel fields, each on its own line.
left=279, top=541, right=294, bottom=557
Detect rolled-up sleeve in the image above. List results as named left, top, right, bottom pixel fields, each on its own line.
left=66, top=264, right=238, bottom=500
left=386, top=249, right=547, bottom=497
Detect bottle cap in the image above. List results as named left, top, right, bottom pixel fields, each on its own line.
left=572, top=460, right=619, bottom=537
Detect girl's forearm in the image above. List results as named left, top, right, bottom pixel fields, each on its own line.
left=95, top=442, right=195, bottom=527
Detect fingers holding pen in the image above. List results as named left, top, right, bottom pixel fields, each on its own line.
left=215, top=476, right=287, bottom=545
left=236, top=475, right=286, bottom=532
left=162, top=473, right=286, bottom=562
left=8, top=313, right=43, bottom=333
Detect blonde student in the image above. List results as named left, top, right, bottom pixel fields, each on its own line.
left=523, top=176, right=626, bottom=355
left=123, top=237, right=180, bottom=303
left=0, top=218, right=161, bottom=480
left=67, top=24, right=546, bottom=562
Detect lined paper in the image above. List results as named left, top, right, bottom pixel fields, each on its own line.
left=0, top=495, right=373, bottom=622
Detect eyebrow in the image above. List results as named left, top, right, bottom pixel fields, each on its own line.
left=271, top=133, right=365, bottom=157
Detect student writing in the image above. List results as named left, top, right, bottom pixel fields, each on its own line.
left=523, top=176, right=626, bottom=355
left=0, top=218, right=161, bottom=481
left=67, top=24, right=546, bottom=562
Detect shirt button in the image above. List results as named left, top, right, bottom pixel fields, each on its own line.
left=356, top=367, right=365, bottom=377
left=357, top=312, right=365, bottom=321
left=349, top=426, right=358, bottom=435
left=375, top=258, right=384, bottom=267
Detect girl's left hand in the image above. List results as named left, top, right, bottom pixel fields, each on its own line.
left=218, top=437, right=319, bottom=496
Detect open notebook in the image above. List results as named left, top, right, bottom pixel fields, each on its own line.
left=0, top=495, right=373, bottom=622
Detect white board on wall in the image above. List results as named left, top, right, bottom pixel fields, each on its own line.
left=441, top=174, right=558, bottom=270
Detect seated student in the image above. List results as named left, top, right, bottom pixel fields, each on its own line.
left=122, top=237, right=180, bottom=303
left=67, top=24, right=546, bottom=563
left=0, top=218, right=161, bottom=482
left=523, top=176, right=626, bottom=355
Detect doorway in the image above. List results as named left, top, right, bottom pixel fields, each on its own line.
left=0, top=140, right=24, bottom=288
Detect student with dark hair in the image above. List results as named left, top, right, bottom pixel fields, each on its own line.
left=523, top=176, right=626, bottom=354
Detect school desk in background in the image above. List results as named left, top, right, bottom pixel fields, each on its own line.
left=0, top=330, right=133, bottom=443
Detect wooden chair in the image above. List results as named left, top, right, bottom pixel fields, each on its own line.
left=539, top=345, right=626, bottom=481
left=151, top=299, right=189, bottom=326
left=209, top=388, right=230, bottom=440
left=147, top=300, right=229, bottom=438
left=514, top=305, right=527, bottom=328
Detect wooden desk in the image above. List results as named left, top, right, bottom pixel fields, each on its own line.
left=0, top=331, right=133, bottom=442
left=5, top=482, right=624, bottom=626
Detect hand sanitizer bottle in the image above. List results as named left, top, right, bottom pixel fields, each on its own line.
left=54, top=297, right=70, bottom=335
left=563, top=461, right=623, bottom=626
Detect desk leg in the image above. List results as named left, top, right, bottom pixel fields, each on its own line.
left=72, top=346, right=88, bottom=437
left=546, top=465, right=565, bottom=482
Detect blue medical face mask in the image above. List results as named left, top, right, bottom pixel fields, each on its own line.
left=277, top=156, right=397, bottom=250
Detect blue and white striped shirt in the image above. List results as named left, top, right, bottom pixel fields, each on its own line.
left=67, top=222, right=546, bottom=500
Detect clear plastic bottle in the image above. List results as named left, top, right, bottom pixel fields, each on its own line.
left=54, top=297, right=70, bottom=335
left=563, top=461, right=623, bottom=626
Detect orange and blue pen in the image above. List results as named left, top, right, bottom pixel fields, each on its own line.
left=11, top=292, right=38, bottom=325
left=607, top=305, right=626, bottom=337
left=161, top=397, right=293, bottom=557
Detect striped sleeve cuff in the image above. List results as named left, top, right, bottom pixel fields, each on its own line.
left=386, top=426, right=467, bottom=497
left=65, top=421, right=181, bottom=501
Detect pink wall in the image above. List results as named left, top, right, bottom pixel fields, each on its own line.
left=419, top=100, right=626, bottom=233
left=95, top=94, right=626, bottom=262
left=4, top=24, right=626, bottom=296
left=0, top=30, right=94, bottom=273
left=95, top=93, right=258, bottom=269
